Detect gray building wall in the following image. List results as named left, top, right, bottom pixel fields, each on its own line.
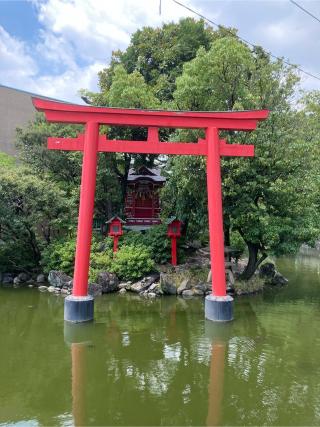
left=0, top=85, right=39, bottom=156
left=0, top=85, right=69, bottom=156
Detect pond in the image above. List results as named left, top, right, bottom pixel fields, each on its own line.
left=1, top=255, right=320, bottom=426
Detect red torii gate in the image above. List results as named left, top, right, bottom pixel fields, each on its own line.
left=33, top=98, right=268, bottom=322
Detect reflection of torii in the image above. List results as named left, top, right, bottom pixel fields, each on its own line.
left=33, top=98, right=268, bottom=323
left=205, top=301, right=265, bottom=426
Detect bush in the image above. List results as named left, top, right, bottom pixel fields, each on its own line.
left=121, top=224, right=172, bottom=264
left=230, top=229, right=246, bottom=254
left=111, top=244, right=154, bottom=280
left=41, top=234, right=155, bottom=282
left=0, top=240, right=37, bottom=273
left=89, top=249, right=113, bottom=282
left=41, top=237, right=76, bottom=275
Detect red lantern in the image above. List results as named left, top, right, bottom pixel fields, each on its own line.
left=106, top=216, right=125, bottom=252
left=167, top=218, right=182, bottom=266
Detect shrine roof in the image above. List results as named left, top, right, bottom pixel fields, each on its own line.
left=128, top=166, right=166, bottom=183
left=106, top=216, right=126, bottom=224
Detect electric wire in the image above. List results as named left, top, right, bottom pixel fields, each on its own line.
left=172, top=0, right=320, bottom=82
left=289, top=0, right=320, bottom=25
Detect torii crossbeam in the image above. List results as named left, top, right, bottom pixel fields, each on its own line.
left=33, top=98, right=268, bottom=323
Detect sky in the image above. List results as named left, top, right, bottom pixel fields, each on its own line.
left=0, top=0, right=320, bottom=103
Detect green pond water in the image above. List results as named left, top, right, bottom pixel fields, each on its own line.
left=1, top=255, right=320, bottom=426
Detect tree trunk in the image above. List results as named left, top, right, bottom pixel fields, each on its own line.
left=240, top=241, right=267, bottom=280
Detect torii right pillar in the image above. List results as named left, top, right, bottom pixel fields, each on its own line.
left=206, top=127, right=247, bottom=322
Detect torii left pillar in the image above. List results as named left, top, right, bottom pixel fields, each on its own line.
left=64, top=122, right=99, bottom=322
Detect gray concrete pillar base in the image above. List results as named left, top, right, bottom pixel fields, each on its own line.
left=205, top=294, right=234, bottom=322
left=64, top=295, right=94, bottom=323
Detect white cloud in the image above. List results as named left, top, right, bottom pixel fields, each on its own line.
left=0, top=26, right=38, bottom=84
left=0, top=25, right=104, bottom=102
left=35, top=0, right=199, bottom=64
left=2, top=0, right=320, bottom=102
left=1, top=0, right=202, bottom=102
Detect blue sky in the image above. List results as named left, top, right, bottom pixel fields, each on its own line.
left=1, top=0, right=320, bottom=103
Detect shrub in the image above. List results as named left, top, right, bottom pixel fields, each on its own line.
left=41, top=236, right=155, bottom=282
left=41, top=237, right=76, bottom=275
left=89, top=249, right=113, bottom=282
left=111, top=244, right=154, bottom=280
left=0, top=240, right=37, bottom=273
left=121, top=224, right=172, bottom=264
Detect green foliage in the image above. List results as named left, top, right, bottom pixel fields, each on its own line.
left=0, top=166, right=73, bottom=271
left=0, top=151, right=16, bottom=169
left=98, top=18, right=216, bottom=102
left=164, top=35, right=320, bottom=277
left=41, top=233, right=154, bottom=282
left=0, top=240, right=36, bottom=273
left=161, top=156, right=208, bottom=240
left=89, top=249, right=113, bottom=282
left=16, top=114, right=122, bottom=218
left=121, top=224, right=172, bottom=264
left=230, top=230, right=246, bottom=254
left=41, top=236, right=76, bottom=275
left=111, top=244, right=154, bottom=280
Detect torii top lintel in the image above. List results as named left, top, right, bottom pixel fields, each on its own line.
left=32, top=98, right=269, bottom=157
left=33, top=98, right=268, bottom=131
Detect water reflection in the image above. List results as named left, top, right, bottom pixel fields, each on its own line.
left=2, top=259, right=320, bottom=426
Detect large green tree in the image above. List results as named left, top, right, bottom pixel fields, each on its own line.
left=0, top=166, right=73, bottom=271
left=163, top=36, right=320, bottom=278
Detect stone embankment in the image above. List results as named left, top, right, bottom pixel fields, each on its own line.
left=0, top=252, right=288, bottom=298
left=0, top=254, right=288, bottom=298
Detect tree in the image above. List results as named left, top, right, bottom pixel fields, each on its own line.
left=163, top=36, right=320, bottom=278
left=0, top=166, right=73, bottom=271
left=98, top=18, right=217, bottom=102
left=16, top=114, right=122, bottom=219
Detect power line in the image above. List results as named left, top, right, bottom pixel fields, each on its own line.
left=172, top=0, right=320, bottom=82
left=289, top=0, right=320, bottom=25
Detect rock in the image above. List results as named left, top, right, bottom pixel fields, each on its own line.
left=207, top=270, right=212, bottom=283
left=130, top=281, right=148, bottom=293
left=47, top=286, right=55, bottom=292
left=144, top=273, right=160, bottom=286
left=119, top=288, right=127, bottom=294
left=182, top=289, right=194, bottom=298
left=2, top=273, right=13, bottom=286
left=54, top=287, right=61, bottom=292
left=177, top=279, right=191, bottom=295
left=226, top=269, right=235, bottom=286
left=259, top=263, right=276, bottom=279
left=48, top=271, right=72, bottom=288
left=38, top=285, right=48, bottom=292
left=195, top=283, right=208, bottom=292
left=160, top=273, right=177, bottom=295
left=28, top=284, right=34, bottom=288
left=204, top=282, right=212, bottom=292
left=271, top=272, right=288, bottom=286
left=96, top=272, right=119, bottom=293
left=13, top=277, right=21, bottom=285
left=130, top=273, right=160, bottom=293
left=17, top=272, right=30, bottom=283
left=148, top=282, right=159, bottom=291
left=88, top=283, right=102, bottom=297
left=192, top=287, right=204, bottom=296
left=36, top=274, right=46, bottom=284
left=148, top=283, right=162, bottom=295
left=61, top=288, right=69, bottom=294
left=148, top=292, right=157, bottom=298
left=119, top=282, right=129, bottom=290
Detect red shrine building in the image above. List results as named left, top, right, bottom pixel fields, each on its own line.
left=124, top=165, right=166, bottom=229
